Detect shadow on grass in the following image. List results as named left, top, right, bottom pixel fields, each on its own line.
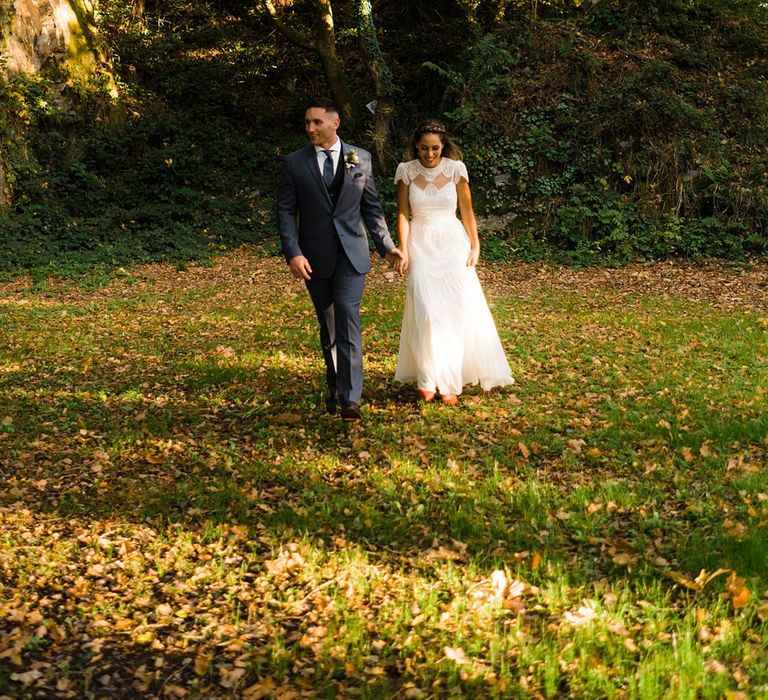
left=3, top=355, right=766, bottom=584
left=2, top=345, right=767, bottom=698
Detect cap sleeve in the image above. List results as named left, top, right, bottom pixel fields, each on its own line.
left=452, top=160, right=469, bottom=184
left=394, top=162, right=410, bottom=186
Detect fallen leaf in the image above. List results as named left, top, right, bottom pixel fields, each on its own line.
left=564, top=604, right=598, bottom=627
left=444, top=646, right=472, bottom=665
left=705, top=659, right=728, bottom=674
left=723, top=519, right=747, bottom=540
left=666, top=568, right=731, bottom=591
left=727, top=573, right=750, bottom=609
left=219, top=666, right=246, bottom=688
left=274, top=413, right=301, bottom=425
left=10, top=669, right=43, bottom=685
left=195, top=652, right=213, bottom=676
left=612, top=552, right=638, bottom=566
left=422, top=546, right=464, bottom=563
left=243, top=677, right=274, bottom=699
left=134, top=630, right=155, bottom=645
left=623, top=637, right=638, bottom=653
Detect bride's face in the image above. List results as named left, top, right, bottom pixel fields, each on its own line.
left=416, top=133, right=443, bottom=168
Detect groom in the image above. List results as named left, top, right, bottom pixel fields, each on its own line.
left=277, top=96, right=402, bottom=420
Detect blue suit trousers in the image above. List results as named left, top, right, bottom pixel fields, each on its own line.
left=305, top=251, right=366, bottom=403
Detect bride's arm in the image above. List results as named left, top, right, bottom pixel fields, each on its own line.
left=457, top=178, right=480, bottom=267
left=395, top=181, right=411, bottom=274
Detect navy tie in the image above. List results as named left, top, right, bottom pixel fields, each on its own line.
left=322, top=149, right=334, bottom=188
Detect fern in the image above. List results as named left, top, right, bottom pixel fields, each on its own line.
left=424, top=33, right=517, bottom=130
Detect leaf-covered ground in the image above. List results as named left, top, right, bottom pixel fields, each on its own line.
left=1, top=249, right=767, bottom=699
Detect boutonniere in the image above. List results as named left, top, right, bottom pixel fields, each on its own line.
left=344, top=149, right=359, bottom=172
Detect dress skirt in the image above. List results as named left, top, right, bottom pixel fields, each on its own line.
left=394, top=213, right=514, bottom=396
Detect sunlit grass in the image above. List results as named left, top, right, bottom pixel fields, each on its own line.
left=0, top=250, right=767, bottom=697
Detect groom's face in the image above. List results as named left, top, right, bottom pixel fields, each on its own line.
left=305, top=107, right=340, bottom=149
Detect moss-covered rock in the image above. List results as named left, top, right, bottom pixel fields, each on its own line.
left=0, top=0, right=119, bottom=206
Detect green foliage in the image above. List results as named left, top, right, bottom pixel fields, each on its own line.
left=0, top=3, right=283, bottom=278
left=423, top=33, right=517, bottom=139
left=427, top=9, right=768, bottom=263
left=3, top=0, right=768, bottom=274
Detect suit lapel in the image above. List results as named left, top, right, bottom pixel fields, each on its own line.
left=335, top=141, right=353, bottom=210
left=339, top=141, right=352, bottom=186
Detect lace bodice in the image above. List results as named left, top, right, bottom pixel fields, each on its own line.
left=394, top=159, right=469, bottom=220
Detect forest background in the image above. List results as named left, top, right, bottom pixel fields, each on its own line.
left=2, top=0, right=768, bottom=277
left=2, top=2, right=768, bottom=698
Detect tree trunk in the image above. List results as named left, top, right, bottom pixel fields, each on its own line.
left=314, top=0, right=354, bottom=123
left=263, top=0, right=354, bottom=124
left=2, top=0, right=115, bottom=89
left=355, top=0, right=395, bottom=174
left=0, top=157, right=11, bottom=208
left=0, top=0, right=120, bottom=206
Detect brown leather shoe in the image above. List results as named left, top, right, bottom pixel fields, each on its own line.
left=340, top=401, right=362, bottom=421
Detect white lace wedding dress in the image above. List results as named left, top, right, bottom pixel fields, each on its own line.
left=394, top=158, right=514, bottom=396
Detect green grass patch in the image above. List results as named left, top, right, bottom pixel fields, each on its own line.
left=1, top=251, right=767, bottom=698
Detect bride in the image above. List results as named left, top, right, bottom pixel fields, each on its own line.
left=393, top=120, right=514, bottom=405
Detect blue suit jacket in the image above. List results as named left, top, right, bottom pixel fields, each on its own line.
left=277, top=141, right=394, bottom=279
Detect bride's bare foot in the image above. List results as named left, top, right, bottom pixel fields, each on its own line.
left=441, top=394, right=459, bottom=406
left=418, top=389, right=436, bottom=402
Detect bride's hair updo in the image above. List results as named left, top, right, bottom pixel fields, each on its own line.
left=408, top=120, right=463, bottom=161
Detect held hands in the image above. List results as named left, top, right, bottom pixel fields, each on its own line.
left=288, top=255, right=313, bottom=281
left=467, top=245, right=480, bottom=267
left=386, top=248, right=409, bottom=275
left=386, top=248, right=409, bottom=276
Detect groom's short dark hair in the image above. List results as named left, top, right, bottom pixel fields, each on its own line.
left=306, top=96, right=339, bottom=115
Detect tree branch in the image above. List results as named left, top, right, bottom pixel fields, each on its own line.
left=263, top=0, right=317, bottom=54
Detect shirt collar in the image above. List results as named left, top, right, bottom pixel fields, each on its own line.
left=315, top=139, right=341, bottom=154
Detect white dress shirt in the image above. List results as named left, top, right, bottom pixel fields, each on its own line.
left=315, top=139, right=341, bottom=178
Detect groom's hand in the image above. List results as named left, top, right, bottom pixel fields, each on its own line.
left=386, top=248, right=408, bottom=276
left=289, top=255, right=312, bottom=281
left=385, top=248, right=404, bottom=270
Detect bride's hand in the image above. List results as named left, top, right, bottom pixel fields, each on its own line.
left=396, top=250, right=409, bottom=275
left=467, top=246, right=479, bottom=267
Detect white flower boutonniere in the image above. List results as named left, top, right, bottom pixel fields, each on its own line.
left=344, top=149, right=359, bottom=172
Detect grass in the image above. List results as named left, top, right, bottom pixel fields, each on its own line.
left=0, top=247, right=767, bottom=698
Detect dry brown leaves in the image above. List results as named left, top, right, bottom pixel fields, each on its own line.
left=466, top=257, right=768, bottom=310
left=1, top=248, right=767, bottom=698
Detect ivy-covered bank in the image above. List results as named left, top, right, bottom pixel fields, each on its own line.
left=1, top=0, right=768, bottom=276
left=449, top=9, right=768, bottom=263
left=0, top=0, right=122, bottom=272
